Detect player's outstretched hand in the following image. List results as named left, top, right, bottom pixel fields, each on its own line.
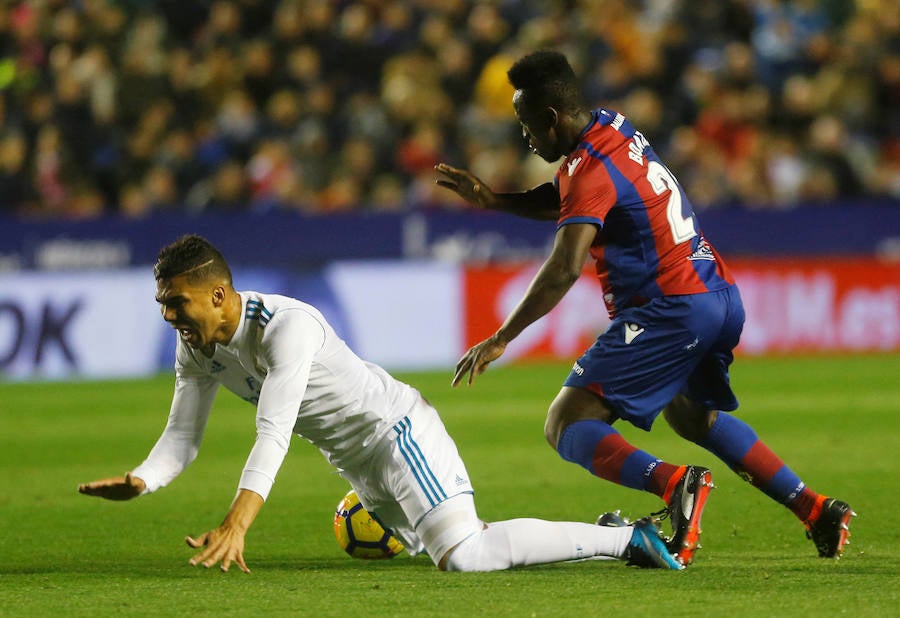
left=78, top=472, right=146, bottom=501
left=434, top=163, right=497, bottom=210
left=452, top=335, right=507, bottom=387
left=186, top=524, right=251, bottom=573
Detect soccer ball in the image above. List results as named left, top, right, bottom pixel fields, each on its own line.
left=333, top=489, right=404, bottom=559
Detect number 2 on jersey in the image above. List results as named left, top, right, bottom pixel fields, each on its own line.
left=646, top=161, right=697, bottom=244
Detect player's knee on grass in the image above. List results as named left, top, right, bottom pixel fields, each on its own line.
left=415, top=493, right=484, bottom=571
left=443, top=524, right=515, bottom=572
left=664, top=395, right=718, bottom=443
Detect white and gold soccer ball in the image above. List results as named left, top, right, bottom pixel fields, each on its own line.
left=333, top=489, right=404, bottom=559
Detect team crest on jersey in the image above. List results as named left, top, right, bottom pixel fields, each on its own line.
left=210, top=360, right=226, bottom=373
left=688, top=238, right=716, bottom=262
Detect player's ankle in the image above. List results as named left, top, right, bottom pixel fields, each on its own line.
left=661, top=465, right=687, bottom=503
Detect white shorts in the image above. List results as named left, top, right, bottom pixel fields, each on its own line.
left=339, top=394, right=482, bottom=565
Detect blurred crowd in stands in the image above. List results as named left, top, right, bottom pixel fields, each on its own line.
left=0, top=0, right=897, bottom=219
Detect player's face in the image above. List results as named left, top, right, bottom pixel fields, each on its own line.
left=513, top=90, right=563, bottom=162
left=155, top=274, right=223, bottom=352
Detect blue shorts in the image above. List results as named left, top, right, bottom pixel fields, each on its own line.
left=564, top=285, right=744, bottom=431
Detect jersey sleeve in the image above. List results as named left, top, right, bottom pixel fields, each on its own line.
left=131, top=341, right=219, bottom=493
left=238, top=308, right=326, bottom=500
left=557, top=153, right=616, bottom=229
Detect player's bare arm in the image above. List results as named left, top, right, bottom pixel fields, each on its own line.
left=186, top=488, right=264, bottom=573
left=453, top=223, right=596, bottom=387
left=434, top=163, right=560, bottom=221
left=78, top=472, right=146, bottom=501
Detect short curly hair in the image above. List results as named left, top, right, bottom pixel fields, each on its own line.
left=507, top=50, right=583, bottom=113
left=154, top=234, right=232, bottom=284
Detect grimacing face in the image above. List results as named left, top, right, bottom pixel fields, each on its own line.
left=155, top=273, right=222, bottom=351
left=512, top=89, right=562, bottom=163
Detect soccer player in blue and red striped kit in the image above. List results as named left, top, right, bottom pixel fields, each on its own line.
left=435, top=50, right=853, bottom=565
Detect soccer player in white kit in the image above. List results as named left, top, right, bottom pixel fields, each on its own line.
left=78, top=235, right=682, bottom=573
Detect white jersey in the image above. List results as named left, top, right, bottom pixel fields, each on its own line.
left=132, top=291, right=419, bottom=500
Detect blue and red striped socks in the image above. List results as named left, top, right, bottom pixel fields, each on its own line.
left=556, top=414, right=824, bottom=524
left=698, top=411, right=822, bottom=522
left=557, top=419, right=683, bottom=498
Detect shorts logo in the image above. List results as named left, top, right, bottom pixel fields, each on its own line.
left=572, top=362, right=584, bottom=376
left=624, top=323, right=645, bottom=344
left=455, top=475, right=468, bottom=487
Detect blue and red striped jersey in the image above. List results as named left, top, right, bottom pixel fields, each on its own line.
left=555, top=108, right=734, bottom=317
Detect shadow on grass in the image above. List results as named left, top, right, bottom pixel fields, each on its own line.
left=0, top=554, right=439, bottom=577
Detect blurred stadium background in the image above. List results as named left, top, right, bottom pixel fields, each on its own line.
left=0, top=0, right=898, bottom=381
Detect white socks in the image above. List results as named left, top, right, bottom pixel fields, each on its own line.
left=444, top=518, right=633, bottom=572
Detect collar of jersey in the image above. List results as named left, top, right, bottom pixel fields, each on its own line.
left=567, top=110, right=601, bottom=157
left=223, top=291, right=250, bottom=351
left=578, top=110, right=603, bottom=138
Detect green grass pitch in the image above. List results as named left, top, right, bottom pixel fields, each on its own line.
left=1, top=355, right=898, bottom=617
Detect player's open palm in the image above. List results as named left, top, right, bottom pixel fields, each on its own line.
left=434, top=163, right=497, bottom=210
left=186, top=524, right=251, bottom=573
left=78, top=472, right=146, bottom=501
left=453, top=335, right=507, bottom=387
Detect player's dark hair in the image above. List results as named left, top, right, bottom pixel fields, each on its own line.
left=154, top=234, right=232, bottom=284
left=507, top=50, right=583, bottom=113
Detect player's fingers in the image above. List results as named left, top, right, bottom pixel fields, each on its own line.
left=185, top=533, right=207, bottom=549
left=455, top=353, right=477, bottom=386
left=235, top=553, right=250, bottom=574
left=452, top=354, right=472, bottom=386
left=189, top=544, right=212, bottom=566
left=466, top=356, right=479, bottom=385
left=471, top=344, right=501, bottom=381
left=78, top=480, right=107, bottom=493
left=192, top=546, right=214, bottom=567
left=435, top=165, right=475, bottom=191
left=451, top=365, right=466, bottom=387
left=475, top=344, right=493, bottom=377
left=192, top=538, right=225, bottom=568
left=202, top=544, right=227, bottom=569
left=472, top=359, right=489, bottom=381
left=220, top=556, right=231, bottom=572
